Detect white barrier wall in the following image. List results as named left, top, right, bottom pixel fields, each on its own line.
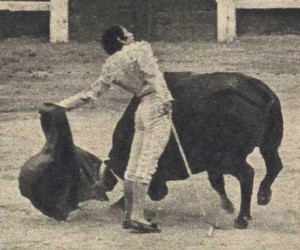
left=0, top=0, right=69, bottom=42
left=50, top=0, right=69, bottom=43
left=216, top=0, right=300, bottom=42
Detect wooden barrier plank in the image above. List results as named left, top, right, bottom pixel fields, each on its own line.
left=0, top=1, right=69, bottom=43
left=236, top=0, right=300, bottom=9
left=216, top=0, right=300, bottom=42
left=217, top=0, right=237, bottom=42
left=0, top=1, right=50, bottom=11
left=50, top=0, right=69, bottom=42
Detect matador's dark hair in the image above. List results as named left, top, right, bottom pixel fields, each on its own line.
left=101, top=25, right=127, bottom=55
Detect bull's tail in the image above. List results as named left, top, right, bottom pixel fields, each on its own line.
left=261, top=97, right=283, bottom=152
left=258, top=96, right=283, bottom=205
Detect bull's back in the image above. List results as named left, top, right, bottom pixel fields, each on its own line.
left=164, top=72, right=277, bottom=110
left=163, top=72, right=279, bottom=165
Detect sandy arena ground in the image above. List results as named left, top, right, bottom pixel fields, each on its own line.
left=0, top=36, right=299, bottom=249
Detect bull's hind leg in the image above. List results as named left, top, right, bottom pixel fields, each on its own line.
left=230, top=162, right=254, bottom=229
left=258, top=148, right=283, bottom=205
left=208, top=172, right=234, bottom=214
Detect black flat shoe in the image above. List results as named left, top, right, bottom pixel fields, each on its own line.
left=127, top=220, right=161, bottom=234
left=122, top=220, right=131, bottom=229
left=122, top=217, right=153, bottom=230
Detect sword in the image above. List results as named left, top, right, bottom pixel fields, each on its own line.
left=168, top=112, right=216, bottom=236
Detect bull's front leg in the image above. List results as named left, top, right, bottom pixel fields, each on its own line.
left=148, top=176, right=169, bottom=201
left=231, top=162, right=254, bottom=229
left=207, top=172, right=235, bottom=214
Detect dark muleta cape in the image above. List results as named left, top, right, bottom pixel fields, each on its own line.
left=19, top=104, right=107, bottom=221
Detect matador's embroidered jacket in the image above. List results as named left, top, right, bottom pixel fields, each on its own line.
left=57, top=41, right=173, bottom=109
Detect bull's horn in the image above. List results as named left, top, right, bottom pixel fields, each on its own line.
left=91, top=161, right=109, bottom=201
left=99, top=160, right=108, bottom=183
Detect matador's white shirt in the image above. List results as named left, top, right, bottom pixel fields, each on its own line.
left=58, top=41, right=173, bottom=109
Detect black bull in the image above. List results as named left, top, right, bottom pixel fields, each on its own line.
left=19, top=72, right=283, bottom=229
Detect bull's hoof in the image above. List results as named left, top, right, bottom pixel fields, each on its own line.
left=234, top=216, right=249, bottom=229
left=144, top=209, right=157, bottom=222
left=221, top=198, right=235, bottom=214
left=257, top=189, right=272, bottom=205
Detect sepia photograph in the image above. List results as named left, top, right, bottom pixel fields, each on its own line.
left=0, top=0, right=299, bottom=249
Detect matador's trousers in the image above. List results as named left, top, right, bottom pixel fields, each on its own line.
left=124, top=93, right=172, bottom=184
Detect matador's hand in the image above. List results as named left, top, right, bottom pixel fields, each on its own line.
left=161, top=101, right=172, bottom=115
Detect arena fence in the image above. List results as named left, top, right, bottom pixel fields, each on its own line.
left=216, top=0, right=300, bottom=42
left=0, top=0, right=68, bottom=42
